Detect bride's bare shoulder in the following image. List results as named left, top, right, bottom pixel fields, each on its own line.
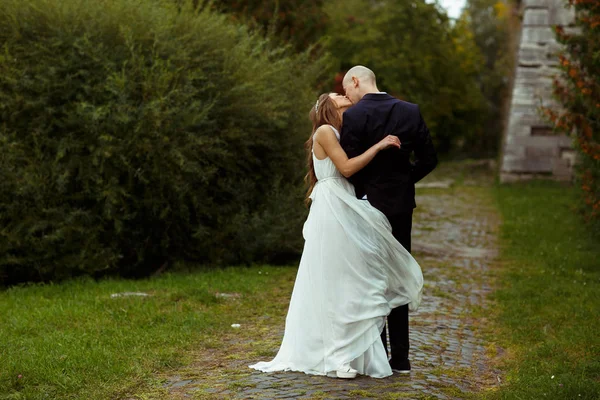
left=313, top=125, right=337, bottom=141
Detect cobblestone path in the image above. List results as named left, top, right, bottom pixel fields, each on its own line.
left=161, top=164, right=502, bottom=399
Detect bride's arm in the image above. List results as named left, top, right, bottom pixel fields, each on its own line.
left=314, top=126, right=400, bottom=178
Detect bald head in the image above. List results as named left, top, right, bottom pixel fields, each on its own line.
left=342, top=65, right=379, bottom=104
left=343, top=65, right=376, bottom=87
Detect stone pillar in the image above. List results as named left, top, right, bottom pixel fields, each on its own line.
left=500, top=0, right=576, bottom=182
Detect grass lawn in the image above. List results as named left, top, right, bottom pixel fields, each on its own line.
left=3, top=172, right=599, bottom=400
left=491, top=181, right=600, bottom=399
left=0, top=265, right=297, bottom=400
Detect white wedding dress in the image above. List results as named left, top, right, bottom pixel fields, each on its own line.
left=249, top=125, right=423, bottom=378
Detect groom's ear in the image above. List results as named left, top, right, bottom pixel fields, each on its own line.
left=352, top=76, right=359, bottom=87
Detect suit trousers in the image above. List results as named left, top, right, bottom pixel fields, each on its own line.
left=381, top=210, right=413, bottom=362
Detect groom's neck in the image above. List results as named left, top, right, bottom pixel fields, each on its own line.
left=361, top=86, right=381, bottom=98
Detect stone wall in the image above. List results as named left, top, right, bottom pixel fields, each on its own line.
left=500, top=0, right=576, bottom=182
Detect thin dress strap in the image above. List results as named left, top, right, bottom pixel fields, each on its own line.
left=328, top=125, right=341, bottom=140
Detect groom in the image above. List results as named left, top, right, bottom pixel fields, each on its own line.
left=340, top=65, right=437, bottom=373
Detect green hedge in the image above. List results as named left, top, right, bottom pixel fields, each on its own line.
left=0, top=0, right=326, bottom=284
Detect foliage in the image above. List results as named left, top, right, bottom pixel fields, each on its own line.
left=211, top=0, right=329, bottom=52
left=492, top=181, right=600, bottom=399
left=544, top=0, right=600, bottom=231
left=213, top=0, right=513, bottom=156
left=0, top=0, right=326, bottom=284
left=323, top=0, right=488, bottom=153
left=463, top=0, right=514, bottom=156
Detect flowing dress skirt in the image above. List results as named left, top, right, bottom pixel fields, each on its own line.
left=249, top=175, right=423, bottom=378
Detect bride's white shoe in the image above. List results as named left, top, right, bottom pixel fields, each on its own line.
left=335, top=364, right=358, bottom=379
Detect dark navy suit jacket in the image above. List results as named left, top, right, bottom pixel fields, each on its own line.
left=340, top=93, right=437, bottom=217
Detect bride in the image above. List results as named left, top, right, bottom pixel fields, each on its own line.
left=249, top=92, right=423, bottom=379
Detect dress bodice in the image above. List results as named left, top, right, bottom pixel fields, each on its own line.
left=313, top=125, right=344, bottom=181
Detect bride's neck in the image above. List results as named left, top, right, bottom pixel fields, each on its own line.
left=337, top=108, right=349, bottom=124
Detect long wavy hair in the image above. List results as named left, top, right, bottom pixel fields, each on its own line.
left=305, top=93, right=343, bottom=206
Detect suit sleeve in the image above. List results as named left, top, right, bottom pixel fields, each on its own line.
left=340, top=110, right=366, bottom=196
left=340, top=110, right=363, bottom=159
left=411, top=107, right=438, bottom=184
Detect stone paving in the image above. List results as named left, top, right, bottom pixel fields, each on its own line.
left=162, top=165, right=503, bottom=399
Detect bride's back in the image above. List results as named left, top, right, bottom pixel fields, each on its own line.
left=312, top=125, right=344, bottom=181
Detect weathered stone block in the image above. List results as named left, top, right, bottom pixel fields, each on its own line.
left=518, top=43, right=562, bottom=67
left=512, top=135, right=567, bottom=151
left=508, top=112, right=548, bottom=129
left=506, top=123, right=532, bottom=139
left=552, top=158, right=574, bottom=180
left=506, top=122, right=536, bottom=139
left=508, top=104, right=538, bottom=116
left=524, top=147, right=555, bottom=171
left=501, top=154, right=527, bottom=172
left=524, top=9, right=549, bottom=26
left=523, top=0, right=549, bottom=8
left=510, top=96, right=540, bottom=109
left=502, top=144, right=527, bottom=159
left=521, top=27, right=556, bottom=45
left=507, top=101, right=543, bottom=116
left=514, top=66, right=559, bottom=83
left=501, top=156, right=552, bottom=173
left=518, top=45, right=546, bottom=66
left=549, top=1, right=576, bottom=26
left=510, top=82, right=553, bottom=107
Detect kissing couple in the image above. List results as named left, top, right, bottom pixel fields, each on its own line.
left=250, top=65, right=438, bottom=379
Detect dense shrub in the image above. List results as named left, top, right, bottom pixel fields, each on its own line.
left=0, top=0, right=327, bottom=284
left=545, top=0, right=600, bottom=232
left=212, top=0, right=329, bottom=52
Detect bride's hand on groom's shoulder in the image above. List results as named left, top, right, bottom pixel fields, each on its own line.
left=378, top=135, right=401, bottom=151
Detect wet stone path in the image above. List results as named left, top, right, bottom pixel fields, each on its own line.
left=162, top=166, right=503, bottom=399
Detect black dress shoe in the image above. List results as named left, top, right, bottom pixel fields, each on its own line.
left=389, top=358, right=411, bottom=374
